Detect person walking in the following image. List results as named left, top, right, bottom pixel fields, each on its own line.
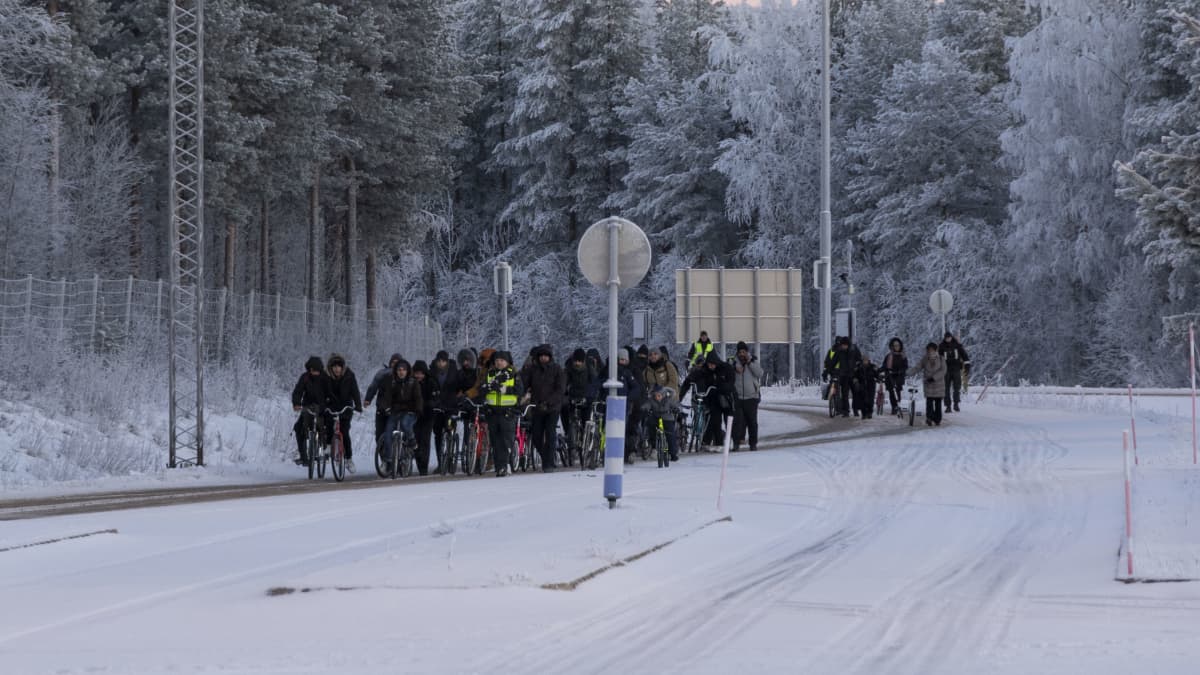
left=882, top=337, right=908, bottom=416
left=521, top=344, right=566, bottom=472
left=326, top=354, right=363, bottom=473
left=683, top=352, right=735, bottom=449
left=482, top=351, right=523, bottom=477
left=852, top=355, right=882, bottom=420
left=910, top=342, right=947, bottom=426
left=823, top=337, right=856, bottom=417
left=730, top=341, right=762, bottom=452
left=687, top=330, right=716, bottom=369
left=939, top=332, right=970, bottom=412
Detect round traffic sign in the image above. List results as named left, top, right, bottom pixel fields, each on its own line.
left=577, top=217, right=651, bottom=291
left=929, top=289, right=953, bottom=315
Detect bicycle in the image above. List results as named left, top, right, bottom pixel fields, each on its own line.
left=580, top=401, right=606, bottom=471
left=646, top=410, right=670, bottom=468
left=904, top=383, right=921, bottom=427
left=514, top=404, right=541, bottom=472
left=375, top=415, right=417, bottom=479
left=564, top=398, right=589, bottom=467
left=299, top=406, right=328, bottom=480
left=686, top=387, right=715, bottom=452
left=325, top=405, right=355, bottom=482
left=461, top=399, right=491, bottom=476
left=433, top=407, right=461, bottom=476
left=827, top=380, right=846, bottom=418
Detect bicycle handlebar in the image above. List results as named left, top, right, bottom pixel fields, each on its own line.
left=520, top=404, right=538, bottom=416
left=325, top=405, right=355, bottom=416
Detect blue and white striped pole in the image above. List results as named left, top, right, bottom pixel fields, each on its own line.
left=604, top=395, right=626, bottom=508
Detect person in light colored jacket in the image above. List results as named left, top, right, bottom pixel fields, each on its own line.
left=909, top=342, right=947, bottom=426
left=731, top=341, right=763, bottom=451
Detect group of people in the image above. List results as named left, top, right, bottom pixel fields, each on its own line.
left=288, top=331, right=766, bottom=478
left=822, top=332, right=970, bottom=426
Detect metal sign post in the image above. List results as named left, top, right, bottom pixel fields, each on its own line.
left=579, top=217, right=651, bottom=509
left=494, top=261, right=512, bottom=351
left=930, top=289, right=953, bottom=337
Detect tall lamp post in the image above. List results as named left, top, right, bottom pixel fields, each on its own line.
left=818, top=0, right=833, bottom=361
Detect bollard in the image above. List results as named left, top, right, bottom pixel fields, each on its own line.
left=603, top=396, right=626, bottom=509
left=1123, top=430, right=1134, bottom=578
left=1128, top=384, right=1138, bottom=465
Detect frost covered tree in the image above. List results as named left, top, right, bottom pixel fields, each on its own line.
left=833, top=0, right=931, bottom=134
left=1003, top=0, right=1143, bottom=384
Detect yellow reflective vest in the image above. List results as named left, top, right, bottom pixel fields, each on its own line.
left=484, top=369, right=518, bottom=407
left=690, top=340, right=713, bottom=366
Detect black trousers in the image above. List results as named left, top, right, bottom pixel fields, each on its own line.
left=731, top=398, right=760, bottom=448
left=530, top=409, right=559, bottom=468
left=702, top=400, right=725, bottom=445
left=887, top=376, right=903, bottom=411
left=431, top=408, right=451, bottom=467
left=926, top=397, right=943, bottom=424
left=335, top=411, right=355, bottom=459
left=836, top=376, right=853, bottom=415
left=294, top=412, right=331, bottom=458
left=374, top=412, right=388, bottom=448
left=944, top=367, right=963, bottom=406
left=414, top=415, right=433, bottom=475
left=487, top=409, right=517, bottom=472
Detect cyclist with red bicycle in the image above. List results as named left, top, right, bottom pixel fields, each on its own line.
left=326, top=354, right=363, bottom=473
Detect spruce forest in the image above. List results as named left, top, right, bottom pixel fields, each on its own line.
left=3, top=0, right=1199, bottom=386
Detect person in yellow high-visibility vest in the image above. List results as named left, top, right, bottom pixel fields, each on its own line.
left=687, top=331, right=715, bottom=368
left=483, top=351, right=524, bottom=477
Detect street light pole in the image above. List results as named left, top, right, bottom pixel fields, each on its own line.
left=819, top=0, right=833, bottom=362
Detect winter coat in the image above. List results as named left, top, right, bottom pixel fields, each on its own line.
left=363, top=364, right=393, bottom=411
left=852, top=362, right=883, bottom=394
left=616, top=363, right=642, bottom=403
left=642, top=386, right=679, bottom=419
left=910, top=352, right=947, bottom=399
left=683, top=354, right=735, bottom=407
left=385, top=374, right=424, bottom=417
left=522, top=347, right=567, bottom=412
left=565, top=358, right=592, bottom=402
left=824, top=345, right=862, bottom=378
left=328, top=369, right=363, bottom=412
left=882, top=341, right=909, bottom=383
left=643, top=359, right=681, bottom=401
left=585, top=349, right=605, bottom=399
left=291, top=371, right=332, bottom=409
left=939, top=338, right=970, bottom=370
left=431, top=360, right=459, bottom=408
left=732, top=356, right=763, bottom=401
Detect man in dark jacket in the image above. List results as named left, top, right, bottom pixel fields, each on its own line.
left=682, top=352, right=735, bottom=448
left=411, top=360, right=436, bottom=475
left=687, top=331, right=715, bottom=369
left=326, top=354, right=363, bottom=472
left=939, top=332, right=970, bottom=412
left=823, top=337, right=860, bottom=417
left=852, top=355, right=882, bottom=420
left=731, top=341, right=762, bottom=451
left=615, top=348, right=644, bottom=462
left=291, top=356, right=333, bottom=465
left=429, top=350, right=458, bottom=469
left=563, top=348, right=592, bottom=452
left=382, top=360, right=423, bottom=464
left=363, top=352, right=403, bottom=444
left=882, top=337, right=908, bottom=415
left=521, top=344, right=566, bottom=472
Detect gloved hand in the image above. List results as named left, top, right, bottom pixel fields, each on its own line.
left=821, top=372, right=829, bottom=383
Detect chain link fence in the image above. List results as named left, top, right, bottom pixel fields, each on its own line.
left=0, top=275, right=443, bottom=377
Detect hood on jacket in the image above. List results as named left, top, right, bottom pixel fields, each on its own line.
left=586, top=348, right=601, bottom=361
left=570, top=348, right=587, bottom=364
left=393, top=359, right=412, bottom=377
left=888, top=337, right=905, bottom=353
left=534, top=344, right=553, bottom=359
left=637, top=344, right=649, bottom=357
left=493, top=351, right=514, bottom=368
left=387, top=352, right=403, bottom=368
left=705, top=352, right=722, bottom=366
left=328, top=353, right=346, bottom=370
left=457, top=348, right=476, bottom=368
left=435, top=350, right=451, bottom=363
left=412, top=360, right=430, bottom=376
left=305, top=356, right=325, bottom=373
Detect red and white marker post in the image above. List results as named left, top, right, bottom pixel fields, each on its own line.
left=717, top=425, right=732, bottom=513
left=1123, top=430, right=1134, bottom=578
left=1128, top=384, right=1138, bottom=465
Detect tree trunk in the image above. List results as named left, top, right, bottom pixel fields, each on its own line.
left=308, top=168, right=320, bottom=317
left=365, top=249, right=377, bottom=326
left=259, top=193, right=270, bottom=294
left=223, top=219, right=236, bottom=290
left=344, top=157, right=357, bottom=306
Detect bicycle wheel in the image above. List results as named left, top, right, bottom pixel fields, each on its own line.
left=656, top=429, right=666, bottom=468
left=391, top=432, right=401, bottom=479
left=556, top=433, right=569, bottom=468
left=639, top=424, right=652, bottom=461
left=331, top=436, right=345, bottom=482
left=307, top=430, right=317, bottom=480
left=317, top=449, right=326, bottom=479
left=581, top=423, right=596, bottom=470
left=399, top=440, right=414, bottom=478
left=908, top=399, right=916, bottom=427
left=375, top=435, right=387, bottom=478
left=828, top=388, right=837, bottom=418
left=443, top=429, right=459, bottom=475
left=461, top=426, right=476, bottom=476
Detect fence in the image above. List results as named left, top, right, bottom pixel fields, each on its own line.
left=0, top=275, right=443, bottom=371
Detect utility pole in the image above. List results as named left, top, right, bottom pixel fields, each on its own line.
left=819, top=0, right=833, bottom=361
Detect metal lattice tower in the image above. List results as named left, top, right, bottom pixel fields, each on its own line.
left=168, top=0, right=205, bottom=468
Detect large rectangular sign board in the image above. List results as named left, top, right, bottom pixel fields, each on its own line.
left=675, top=268, right=803, bottom=345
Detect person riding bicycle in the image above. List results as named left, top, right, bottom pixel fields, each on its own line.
left=381, top=359, right=423, bottom=466
left=615, top=349, right=644, bottom=463
left=939, top=332, right=970, bottom=413
left=882, top=337, right=908, bottom=416
left=411, top=360, right=436, bottom=476
left=483, top=351, right=524, bottom=477
left=326, top=354, right=363, bottom=472
left=562, top=348, right=593, bottom=451
left=641, top=384, right=680, bottom=462
left=585, top=348, right=606, bottom=401
left=823, top=337, right=859, bottom=417
left=644, top=347, right=682, bottom=441
left=521, top=344, right=566, bottom=472
left=291, top=356, right=333, bottom=466
left=430, top=350, right=459, bottom=468
left=687, top=330, right=715, bottom=369
left=363, top=352, right=403, bottom=446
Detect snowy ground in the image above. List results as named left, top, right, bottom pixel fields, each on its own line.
left=1, top=405, right=1198, bottom=674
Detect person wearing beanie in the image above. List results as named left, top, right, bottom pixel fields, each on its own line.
left=618, top=348, right=630, bottom=362
left=688, top=330, right=715, bottom=368
left=364, top=352, right=405, bottom=444
left=326, top=354, right=363, bottom=472
left=381, top=359, right=423, bottom=472
left=291, top=356, right=332, bottom=466
left=562, top=348, right=593, bottom=458
left=938, top=332, right=970, bottom=413
left=731, top=341, right=762, bottom=451
left=680, top=351, right=735, bottom=449
left=411, top=360, right=436, bottom=475
left=483, top=350, right=523, bottom=476
left=522, top=343, right=566, bottom=472
left=429, top=351, right=459, bottom=471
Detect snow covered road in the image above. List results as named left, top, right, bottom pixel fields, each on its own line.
left=1, top=405, right=1197, bottom=674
